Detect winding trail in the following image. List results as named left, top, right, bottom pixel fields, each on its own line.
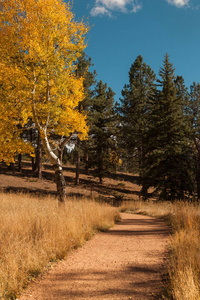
left=20, top=213, right=169, bottom=300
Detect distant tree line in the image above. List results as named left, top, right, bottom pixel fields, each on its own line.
left=2, top=38, right=200, bottom=201
left=61, top=52, right=200, bottom=201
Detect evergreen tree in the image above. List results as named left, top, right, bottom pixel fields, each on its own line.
left=74, top=52, right=96, bottom=184
left=89, top=80, right=116, bottom=183
left=117, top=55, right=156, bottom=187
left=175, top=76, right=190, bottom=112
left=189, top=82, right=200, bottom=199
left=143, top=54, right=193, bottom=200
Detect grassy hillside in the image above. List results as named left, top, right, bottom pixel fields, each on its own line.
left=0, top=161, right=144, bottom=203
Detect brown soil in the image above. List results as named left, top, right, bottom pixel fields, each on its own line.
left=0, top=161, right=143, bottom=203
left=19, top=213, right=169, bottom=300
left=0, top=161, right=154, bottom=204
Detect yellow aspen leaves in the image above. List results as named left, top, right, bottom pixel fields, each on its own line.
left=0, top=0, right=89, bottom=163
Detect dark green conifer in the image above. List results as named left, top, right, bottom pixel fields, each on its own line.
left=89, top=80, right=116, bottom=183
left=189, top=82, right=200, bottom=199
left=117, top=55, right=156, bottom=190
left=74, top=52, right=96, bottom=183
left=143, top=54, right=193, bottom=200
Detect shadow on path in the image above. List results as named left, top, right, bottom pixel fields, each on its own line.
left=20, top=214, right=169, bottom=300
left=40, top=265, right=162, bottom=299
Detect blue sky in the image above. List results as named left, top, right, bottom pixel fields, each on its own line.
left=71, top=0, right=200, bottom=102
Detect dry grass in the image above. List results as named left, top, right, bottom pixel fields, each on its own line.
left=120, top=200, right=200, bottom=300
left=0, top=193, right=120, bottom=300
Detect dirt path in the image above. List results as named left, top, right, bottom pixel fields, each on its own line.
left=20, top=213, right=169, bottom=300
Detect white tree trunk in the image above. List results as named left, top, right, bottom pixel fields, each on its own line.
left=32, top=81, right=66, bottom=202
left=42, top=132, right=67, bottom=202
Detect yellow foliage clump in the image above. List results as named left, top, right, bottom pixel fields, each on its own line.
left=0, top=0, right=89, bottom=164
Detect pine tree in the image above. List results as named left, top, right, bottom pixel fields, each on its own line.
left=89, top=81, right=116, bottom=183
left=189, top=82, right=200, bottom=199
left=117, top=55, right=156, bottom=187
left=74, top=52, right=96, bottom=184
left=143, top=54, right=193, bottom=200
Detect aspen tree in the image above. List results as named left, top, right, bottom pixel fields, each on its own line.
left=0, top=0, right=89, bottom=202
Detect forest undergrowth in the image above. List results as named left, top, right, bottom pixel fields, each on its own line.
left=120, top=200, right=200, bottom=300
left=0, top=193, right=120, bottom=300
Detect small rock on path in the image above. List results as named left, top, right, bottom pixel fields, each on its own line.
left=20, top=213, right=169, bottom=300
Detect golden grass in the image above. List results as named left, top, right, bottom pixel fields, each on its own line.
left=120, top=200, right=200, bottom=300
left=0, top=193, right=120, bottom=300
